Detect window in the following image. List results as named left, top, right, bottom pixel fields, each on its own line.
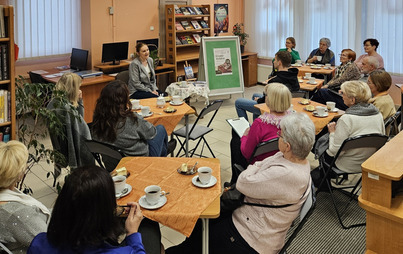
left=12, top=0, right=81, bottom=59
left=246, top=0, right=402, bottom=74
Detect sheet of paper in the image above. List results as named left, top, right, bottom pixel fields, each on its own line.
left=31, top=70, right=48, bottom=74
left=226, top=117, right=250, bottom=137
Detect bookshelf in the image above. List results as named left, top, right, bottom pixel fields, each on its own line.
left=0, top=6, right=15, bottom=141
left=165, top=4, right=211, bottom=81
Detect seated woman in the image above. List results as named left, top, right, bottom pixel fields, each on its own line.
left=277, top=37, right=301, bottom=64
left=28, top=165, right=146, bottom=253
left=91, top=80, right=168, bottom=160
left=306, top=37, right=335, bottom=65
left=367, top=70, right=396, bottom=120
left=47, top=72, right=94, bottom=171
left=230, top=83, right=291, bottom=183
left=166, top=113, right=315, bottom=254
left=321, top=81, right=385, bottom=174
left=355, top=38, right=384, bottom=70
left=0, top=141, right=50, bottom=253
left=129, top=42, right=164, bottom=99
left=311, top=49, right=361, bottom=110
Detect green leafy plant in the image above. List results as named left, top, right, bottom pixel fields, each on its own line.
left=150, top=49, right=160, bottom=69
left=15, top=76, right=74, bottom=193
left=232, top=23, right=249, bottom=46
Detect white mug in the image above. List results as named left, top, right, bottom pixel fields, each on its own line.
left=172, top=95, right=181, bottom=104
left=145, top=185, right=165, bottom=205
left=296, top=59, right=302, bottom=64
left=113, top=175, right=126, bottom=194
left=305, top=73, right=312, bottom=78
left=316, top=55, right=322, bottom=61
left=309, top=77, right=316, bottom=83
left=326, top=101, right=336, bottom=111
left=131, top=99, right=140, bottom=109
left=197, top=167, right=212, bottom=185
left=141, top=106, right=150, bottom=116
left=316, top=106, right=327, bottom=116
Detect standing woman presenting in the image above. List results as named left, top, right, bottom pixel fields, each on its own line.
left=129, top=43, right=164, bottom=99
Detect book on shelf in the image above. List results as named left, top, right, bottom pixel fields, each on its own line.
left=175, top=36, right=182, bottom=45
left=0, top=5, right=5, bottom=38
left=193, top=7, right=203, bottom=15
left=187, top=7, right=196, bottom=15
left=192, top=34, right=201, bottom=43
left=0, top=89, right=8, bottom=123
left=184, top=65, right=194, bottom=80
left=178, top=35, right=188, bottom=45
left=0, top=44, right=8, bottom=80
left=200, top=7, right=209, bottom=15
left=191, top=20, right=201, bottom=29
left=184, top=35, right=194, bottom=44
left=175, top=21, right=184, bottom=31
left=199, top=20, right=209, bottom=29
left=180, top=7, right=190, bottom=15
left=0, top=126, right=10, bottom=142
left=174, top=5, right=183, bottom=15
left=226, top=117, right=250, bottom=138
left=180, top=20, right=192, bottom=30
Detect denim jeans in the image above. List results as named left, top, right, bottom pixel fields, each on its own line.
left=235, top=93, right=263, bottom=121
left=148, top=125, right=168, bottom=157
left=311, top=89, right=348, bottom=110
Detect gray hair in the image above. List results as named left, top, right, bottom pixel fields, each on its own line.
left=280, top=113, right=315, bottom=160
left=320, top=37, right=331, bottom=47
left=365, top=56, right=380, bottom=69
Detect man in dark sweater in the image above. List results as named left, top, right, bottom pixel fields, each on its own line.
left=235, top=50, right=299, bottom=121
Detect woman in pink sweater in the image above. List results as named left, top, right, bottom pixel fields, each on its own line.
left=230, top=82, right=291, bottom=183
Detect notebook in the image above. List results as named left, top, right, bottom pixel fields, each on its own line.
left=226, top=117, right=250, bottom=137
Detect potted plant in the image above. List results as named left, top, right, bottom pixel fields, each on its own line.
left=15, top=76, right=75, bottom=193
left=232, top=23, right=249, bottom=53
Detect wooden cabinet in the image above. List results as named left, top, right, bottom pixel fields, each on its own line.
left=165, top=4, right=211, bottom=81
left=0, top=6, right=15, bottom=140
left=241, top=52, right=258, bottom=87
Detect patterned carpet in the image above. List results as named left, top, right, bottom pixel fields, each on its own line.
left=284, top=191, right=366, bottom=254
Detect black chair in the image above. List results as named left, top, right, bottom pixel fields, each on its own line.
left=279, top=180, right=316, bottom=254
left=316, top=133, right=388, bottom=229
left=84, top=139, right=125, bottom=172
left=249, top=138, right=279, bottom=164
left=291, top=90, right=307, bottom=98
left=384, top=109, right=401, bottom=138
left=0, top=241, right=12, bottom=254
left=173, top=100, right=223, bottom=158
left=115, top=70, right=130, bottom=85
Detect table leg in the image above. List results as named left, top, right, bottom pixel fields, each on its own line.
left=185, top=114, right=189, bottom=157
left=201, top=218, right=209, bottom=254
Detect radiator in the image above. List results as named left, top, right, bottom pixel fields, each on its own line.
left=257, top=64, right=272, bottom=84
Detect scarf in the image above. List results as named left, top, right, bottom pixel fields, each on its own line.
left=334, top=61, right=352, bottom=79
left=345, top=102, right=379, bottom=116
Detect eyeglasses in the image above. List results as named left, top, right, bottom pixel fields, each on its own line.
left=338, top=54, right=348, bottom=57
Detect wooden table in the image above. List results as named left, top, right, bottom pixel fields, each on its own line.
left=359, top=131, right=403, bottom=254
left=298, top=77, right=324, bottom=92
left=37, top=68, right=115, bottom=123
left=254, top=98, right=344, bottom=135
left=296, top=65, right=335, bottom=83
left=115, top=157, right=221, bottom=254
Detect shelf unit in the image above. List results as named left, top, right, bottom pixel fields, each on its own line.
left=0, top=6, right=15, bottom=140
left=165, top=4, right=211, bottom=81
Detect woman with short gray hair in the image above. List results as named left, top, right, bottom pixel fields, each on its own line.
left=306, top=37, right=335, bottom=65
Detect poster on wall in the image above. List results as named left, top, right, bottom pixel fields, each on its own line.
left=214, top=4, right=229, bottom=34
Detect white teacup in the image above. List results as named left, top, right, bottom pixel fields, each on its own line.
left=145, top=185, right=165, bottom=205
left=131, top=99, right=140, bottom=109
left=172, top=95, right=182, bottom=104
left=309, top=77, right=316, bottom=83
left=296, top=59, right=302, bottom=64
left=113, top=175, right=126, bottom=194
left=141, top=106, right=150, bottom=116
left=325, top=63, right=331, bottom=68
left=197, top=167, right=212, bottom=185
left=316, top=55, right=322, bottom=61
left=316, top=106, right=327, bottom=116
left=305, top=73, right=312, bottom=78
left=180, top=81, right=188, bottom=88
left=326, top=101, right=336, bottom=111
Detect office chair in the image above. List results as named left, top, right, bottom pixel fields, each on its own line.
left=279, top=180, right=316, bottom=254
left=115, top=70, right=130, bottom=85
left=316, top=133, right=388, bottom=229
left=84, top=139, right=125, bottom=172
left=249, top=138, right=279, bottom=164
left=173, top=100, right=223, bottom=158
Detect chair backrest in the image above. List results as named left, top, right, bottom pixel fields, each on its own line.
left=115, top=70, right=130, bottom=85
left=279, top=180, right=316, bottom=254
left=0, top=242, right=12, bottom=254
left=189, top=100, right=223, bottom=133
left=249, top=138, right=279, bottom=163
left=84, top=139, right=124, bottom=172
left=291, top=91, right=306, bottom=98
left=384, top=110, right=401, bottom=137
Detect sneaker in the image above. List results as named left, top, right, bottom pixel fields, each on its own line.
left=167, top=139, right=177, bottom=155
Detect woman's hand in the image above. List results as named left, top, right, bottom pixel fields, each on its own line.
left=125, top=202, right=143, bottom=236
left=287, top=48, right=292, bottom=52
left=243, top=127, right=250, bottom=136
left=327, top=122, right=336, bottom=133
left=152, top=90, right=159, bottom=96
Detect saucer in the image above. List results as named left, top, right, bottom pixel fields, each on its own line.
left=138, top=111, right=153, bottom=117
left=170, top=101, right=184, bottom=106
left=324, top=67, right=332, bottom=70
left=139, top=195, right=167, bottom=210
left=192, top=175, right=217, bottom=188
left=116, top=184, right=132, bottom=199
left=311, top=66, right=321, bottom=69
left=313, top=111, right=329, bottom=117
left=298, top=79, right=303, bottom=83
left=328, top=108, right=339, bottom=113
left=303, top=76, right=311, bottom=80
left=307, top=81, right=317, bottom=85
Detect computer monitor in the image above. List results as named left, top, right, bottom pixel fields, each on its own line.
left=136, top=38, right=159, bottom=52
left=101, top=41, right=129, bottom=65
left=70, top=48, right=89, bottom=71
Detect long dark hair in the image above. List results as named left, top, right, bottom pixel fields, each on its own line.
left=47, top=165, right=124, bottom=250
left=92, top=80, right=137, bottom=142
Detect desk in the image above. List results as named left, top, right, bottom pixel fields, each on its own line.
left=254, top=98, right=344, bottom=135
left=359, top=131, right=403, bottom=254
left=296, top=65, right=335, bottom=83
left=38, top=68, right=115, bottom=123
left=115, top=157, right=221, bottom=254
